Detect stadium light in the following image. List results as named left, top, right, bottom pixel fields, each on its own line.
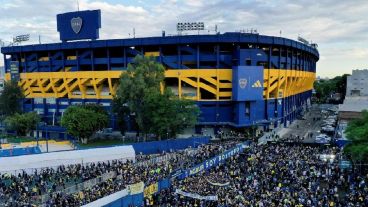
left=177, top=22, right=205, bottom=32
left=13, top=34, right=30, bottom=44
left=297, top=36, right=309, bottom=45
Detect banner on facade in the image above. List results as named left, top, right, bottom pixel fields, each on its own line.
left=177, top=143, right=247, bottom=180
left=175, top=189, right=218, bottom=201
left=128, top=182, right=144, bottom=195
left=143, top=182, right=158, bottom=197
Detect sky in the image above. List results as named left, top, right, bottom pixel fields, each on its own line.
left=0, top=0, right=367, bottom=78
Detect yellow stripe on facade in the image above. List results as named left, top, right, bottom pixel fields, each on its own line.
left=5, top=68, right=315, bottom=100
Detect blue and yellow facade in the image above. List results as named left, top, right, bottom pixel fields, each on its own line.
left=1, top=32, right=319, bottom=135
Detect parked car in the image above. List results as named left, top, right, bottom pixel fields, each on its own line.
left=315, top=134, right=331, bottom=143
left=322, top=126, right=335, bottom=132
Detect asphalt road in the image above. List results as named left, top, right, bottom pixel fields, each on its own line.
left=280, top=105, right=325, bottom=143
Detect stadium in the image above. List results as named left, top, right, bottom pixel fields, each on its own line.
left=1, top=10, right=319, bottom=138
left=2, top=9, right=368, bottom=207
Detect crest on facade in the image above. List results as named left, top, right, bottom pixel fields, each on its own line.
left=71, top=17, right=83, bottom=34
left=239, top=79, right=248, bottom=89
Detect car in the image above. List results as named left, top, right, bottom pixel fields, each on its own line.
left=315, top=134, right=331, bottom=143
left=322, top=121, right=336, bottom=127
left=321, top=122, right=335, bottom=127
left=322, top=126, right=335, bottom=133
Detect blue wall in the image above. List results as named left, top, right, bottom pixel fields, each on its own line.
left=132, top=137, right=210, bottom=155
left=0, top=146, right=41, bottom=157
left=57, top=10, right=101, bottom=42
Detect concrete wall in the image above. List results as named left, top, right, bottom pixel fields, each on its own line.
left=347, top=69, right=368, bottom=96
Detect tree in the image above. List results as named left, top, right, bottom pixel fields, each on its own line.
left=344, top=110, right=368, bottom=163
left=168, top=95, right=199, bottom=137
left=141, top=88, right=199, bottom=139
left=4, top=112, right=40, bottom=136
left=313, top=74, right=349, bottom=104
left=112, top=96, right=130, bottom=133
left=61, top=105, right=108, bottom=143
left=114, top=55, right=199, bottom=139
left=0, top=80, right=24, bottom=117
left=115, top=55, right=165, bottom=136
left=82, top=103, right=108, bottom=116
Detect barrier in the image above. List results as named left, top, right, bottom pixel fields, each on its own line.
left=132, top=136, right=210, bottom=155
left=136, top=153, right=178, bottom=167
left=177, top=142, right=248, bottom=180
left=0, top=140, right=73, bottom=149
left=82, top=182, right=144, bottom=207
left=335, top=139, right=351, bottom=148
left=85, top=141, right=251, bottom=207
left=84, top=179, right=172, bottom=207
left=0, top=145, right=135, bottom=174
left=0, top=146, right=41, bottom=157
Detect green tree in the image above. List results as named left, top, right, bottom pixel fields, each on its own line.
left=61, top=105, right=108, bottom=143
left=115, top=55, right=165, bottom=136
left=142, top=88, right=199, bottom=139
left=112, top=96, right=130, bottom=133
left=169, top=96, right=199, bottom=137
left=4, top=112, right=40, bottom=136
left=0, top=80, right=24, bottom=117
left=114, top=55, right=199, bottom=139
left=344, top=110, right=368, bottom=162
left=313, top=74, right=349, bottom=104
left=82, top=103, right=108, bottom=116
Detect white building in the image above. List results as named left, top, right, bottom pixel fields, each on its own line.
left=339, top=69, right=368, bottom=120
left=346, top=69, right=368, bottom=96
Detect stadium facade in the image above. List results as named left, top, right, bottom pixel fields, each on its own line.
left=0, top=10, right=319, bottom=138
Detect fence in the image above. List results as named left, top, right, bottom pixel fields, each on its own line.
left=0, top=145, right=135, bottom=174
left=132, top=136, right=210, bottom=155
left=0, top=137, right=210, bottom=206
left=39, top=171, right=118, bottom=205
left=87, top=142, right=251, bottom=207
left=85, top=179, right=171, bottom=207
left=21, top=152, right=176, bottom=206
left=135, top=153, right=179, bottom=167
left=0, top=146, right=41, bottom=157
left=0, top=156, right=133, bottom=207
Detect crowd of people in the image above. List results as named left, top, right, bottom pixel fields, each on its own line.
left=0, top=138, right=367, bottom=207
left=153, top=143, right=368, bottom=207
left=0, top=141, right=238, bottom=206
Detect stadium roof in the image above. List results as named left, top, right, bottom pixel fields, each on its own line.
left=1, top=32, right=319, bottom=58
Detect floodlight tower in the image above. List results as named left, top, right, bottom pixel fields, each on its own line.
left=13, top=34, right=30, bottom=45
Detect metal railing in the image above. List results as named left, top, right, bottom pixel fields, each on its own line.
left=27, top=153, right=179, bottom=205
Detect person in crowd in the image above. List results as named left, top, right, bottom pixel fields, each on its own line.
left=1, top=139, right=367, bottom=207
left=0, top=141, right=238, bottom=206
left=154, top=144, right=368, bottom=207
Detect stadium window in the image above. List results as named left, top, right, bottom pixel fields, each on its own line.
left=46, top=98, right=56, bottom=105
left=34, top=98, right=44, bottom=104
left=245, top=59, right=251, bottom=66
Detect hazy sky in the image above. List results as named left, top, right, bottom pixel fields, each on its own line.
left=0, top=0, right=367, bottom=77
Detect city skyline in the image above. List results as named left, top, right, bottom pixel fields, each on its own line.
left=0, top=0, right=367, bottom=77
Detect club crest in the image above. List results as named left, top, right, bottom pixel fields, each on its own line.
left=71, top=17, right=83, bottom=34
left=239, top=79, right=248, bottom=89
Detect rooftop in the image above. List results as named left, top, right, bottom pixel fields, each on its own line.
left=339, top=96, right=368, bottom=112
